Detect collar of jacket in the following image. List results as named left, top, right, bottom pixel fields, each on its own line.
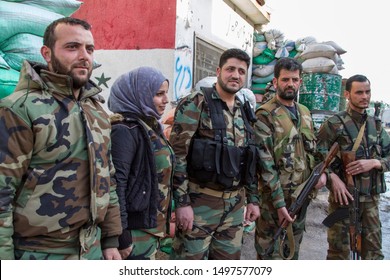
left=347, top=106, right=367, bottom=124
left=15, top=60, right=103, bottom=102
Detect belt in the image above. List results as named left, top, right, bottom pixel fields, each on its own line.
left=189, top=183, right=243, bottom=199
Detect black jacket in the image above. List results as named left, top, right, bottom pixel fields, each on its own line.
left=111, top=117, right=159, bottom=233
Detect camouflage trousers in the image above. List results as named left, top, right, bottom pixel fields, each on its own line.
left=125, top=229, right=161, bottom=260
left=327, top=194, right=383, bottom=260
left=14, top=226, right=103, bottom=260
left=255, top=192, right=307, bottom=260
left=170, top=186, right=245, bottom=260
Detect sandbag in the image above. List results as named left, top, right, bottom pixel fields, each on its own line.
left=302, top=57, right=336, bottom=73
left=299, top=43, right=337, bottom=60
left=253, top=41, right=267, bottom=57
left=251, top=82, right=268, bottom=95
left=252, top=48, right=275, bottom=65
left=288, top=49, right=299, bottom=58
left=252, top=59, right=276, bottom=77
left=264, top=29, right=284, bottom=50
left=0, top=33, right=46, bottom=71
left=295, top=36, right=317, bottom=52
left=0, top=1, right=63, bottom=42
left=323, top=40, right=347, bottom=55
left=253, top=33, right=266, bottom=42
left=264, top=29, right=285, bottom=50
left=0, top=54, right=10, bottom=69
left=3, top=0, right=81, bottom=16
left=284, top=40, right=295, bottom=52
left=275, top=47, right=290, bottom=58
left=252, top=73, right=274, bottom=84
left=0, top=68, right=20, bottom=99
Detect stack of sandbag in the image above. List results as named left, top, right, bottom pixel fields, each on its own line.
left=296, top=39, right=347, bottom=74
left=0, top=0, right=82, bottom=99
left=251, top=29, right=299, bottom=99
left=251, top=30, right=279, bottom=96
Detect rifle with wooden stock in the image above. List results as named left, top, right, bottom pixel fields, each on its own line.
left=263, top=142, right=339, bottom=259
left=342, top=151, right=362, bottom=260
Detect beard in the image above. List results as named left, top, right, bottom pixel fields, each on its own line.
left=217, top=76, right=242, bottom=95
left=51, top=55, right=92, bottom=90
left=277, top=85, right=298, bottom=101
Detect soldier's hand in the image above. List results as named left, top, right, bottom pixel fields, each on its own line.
left=346, top=159, right=382, bottom=175
left=330, top=173, right=353, bottom=205
left=103, top=247, right=122, bottom=260
left=277, top=206, right=294, bottom=227
left=175, top=205, right=194, bottom=232
left=245, top=203, right=260, bottom=222
left=119, top=245, right=133, bottom=260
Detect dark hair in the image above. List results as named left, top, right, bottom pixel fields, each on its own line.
left=345, top=74, right=370, bottom=92
left=219, top=48, right=250, bottom=69
left=274, top=57, right=302, bottom=78
left=43, top=17, right=92, bottom=49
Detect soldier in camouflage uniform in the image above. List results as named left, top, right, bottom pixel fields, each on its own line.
left=317, top=74, right=390, bottom=259
left=108, top=66, right=175, bottom=260
left=0, top=17, right=122, bottom=260
left=169, top=48, right=260, bottom=260
left=254, top=58, right=326, bottom=260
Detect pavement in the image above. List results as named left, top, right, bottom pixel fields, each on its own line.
left=242, top=189, right=390, bottom=260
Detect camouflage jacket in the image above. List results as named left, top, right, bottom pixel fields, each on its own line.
left=255, top=96, right=317, bottom=209
left=0, top=61, right=121, bottom=259
left=169, top=88, right=260, bottom=206
left=316, top=106, right=390, bottom=195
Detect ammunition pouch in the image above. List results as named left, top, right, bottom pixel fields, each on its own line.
left=188, top=138, right=256, bottom=190
left=188, top=87, right=257, bottom=190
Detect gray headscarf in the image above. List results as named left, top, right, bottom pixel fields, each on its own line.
left=108, top=66, right=168, bottom=120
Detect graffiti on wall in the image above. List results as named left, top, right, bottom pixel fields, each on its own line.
left=174, top=45, right=192, bottom=101
left=225, top=14, right=253, bottom=52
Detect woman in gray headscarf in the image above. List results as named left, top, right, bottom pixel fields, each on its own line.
left=108, top=66, right=175, bottom=260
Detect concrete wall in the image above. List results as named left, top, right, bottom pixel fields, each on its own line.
left=174, top=0, right=254, bottom=100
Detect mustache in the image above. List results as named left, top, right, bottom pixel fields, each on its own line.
left=73, top=61, right=90, bottom=68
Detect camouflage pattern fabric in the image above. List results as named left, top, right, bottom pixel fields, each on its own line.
left=254, top=96, right=317, bottom=259
left=141, top=119, right=175, bottom=239
left=15, top=226, right=103, bottom=260
left=169, top=88, right=259, bottom=259
left=126, top=229, right=160, bottom=260
left=255, top=190, right=307, bottom=260
left=170, top=186, right=245, bottom=260
left=317, top=106, right=390, bottom=259
left=0, top=61, right=122, bottom=260
left=169, top=89, right=259, bottom=205
left=326, top=194, right=383, bottom=259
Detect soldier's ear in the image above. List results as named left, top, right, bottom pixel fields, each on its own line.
left=272, top=77, right=277, bottom=88
left=41, top=46, right=52, bottom=64
left=344, top=90, right=350, bottom=100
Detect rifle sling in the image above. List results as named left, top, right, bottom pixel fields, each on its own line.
left=279, top=223, right=295, bottom=260
left=352, top=121, right=366, bottom=152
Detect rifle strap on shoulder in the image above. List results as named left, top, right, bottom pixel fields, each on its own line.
left=352, top=121, right=366, bottom=152
left=279, top=223, right=295, bottom=260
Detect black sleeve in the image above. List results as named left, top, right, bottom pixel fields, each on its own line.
left=111, top=123, right=140, bottom=230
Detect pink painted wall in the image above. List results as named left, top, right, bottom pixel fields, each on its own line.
left=72, top=0, right=176, bottom=50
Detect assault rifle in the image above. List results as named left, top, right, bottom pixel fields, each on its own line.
left=374, top=102, right=382, bottom=142
left=342, top=151, right=362, bottom=260
left=263, top=142, right=339, bottom=259
left=322, top=151, right=362, bottom=260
